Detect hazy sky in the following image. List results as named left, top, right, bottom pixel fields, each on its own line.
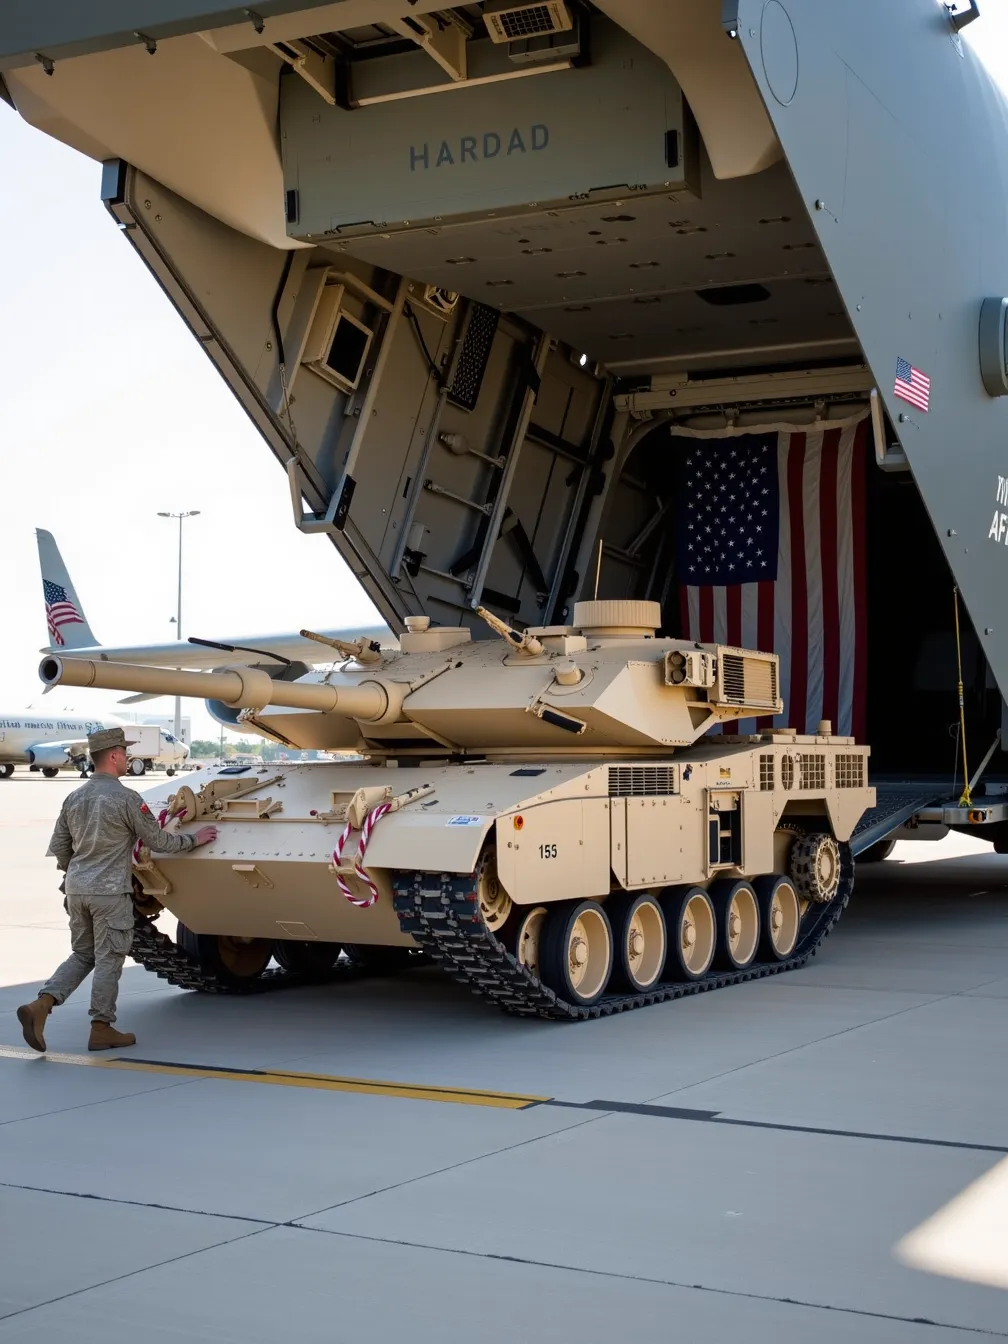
left=0, top=10, right=1005, bottom=740
left=0, top=102, right=383, bottom=738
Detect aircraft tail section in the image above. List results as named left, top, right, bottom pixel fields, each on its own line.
left=36, top=529, right=97, bottom=649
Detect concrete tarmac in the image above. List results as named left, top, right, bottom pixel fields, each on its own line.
left=0, top=770, right=1006, bottom=1341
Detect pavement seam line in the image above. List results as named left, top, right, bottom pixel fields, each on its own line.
left=290, top=1224, right=1008, bottom=1338
left=0, top=1179, right=276, bottom=1226
left=543, top=1099, right=1008, bottom=1154
left=640, top=989, right=964, bottom=1106
left=0, top=1076, right=201, bottom=1129
left=0, top=1225, right=273, bottom=1323
left=287, top=1108, right=616, bottom=1224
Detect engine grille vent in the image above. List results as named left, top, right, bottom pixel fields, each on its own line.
left=721, top=654, right=746, bottom=703
left=759, top=754, right=775, bottom=791
left=448, top=303, right=500, bottom=411
left=799, top=753, right=826, bottom=790
left=835, top=754, right=865, bottom=789
left=484, top=1, right=573, bottom=42
left=718, top=652, right=779, bottom=709
left=609, top=766, right=678, bottom=797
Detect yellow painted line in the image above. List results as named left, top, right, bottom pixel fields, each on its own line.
left=0, top=1045, right=547, bottom=1110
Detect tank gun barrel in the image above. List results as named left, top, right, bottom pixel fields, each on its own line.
left=39, top=656, right=392, bottom=721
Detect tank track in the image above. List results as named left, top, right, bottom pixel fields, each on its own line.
left=129, top=915, right=371, bottom=995
left=392, top=845, right=855, bottom=1021
left=129, top=915, right=280, bottom=994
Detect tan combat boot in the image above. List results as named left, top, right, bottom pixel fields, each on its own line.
left=88, top=1022, right=137, bottom=1051
left=16, top=994, right=56, bottom=1053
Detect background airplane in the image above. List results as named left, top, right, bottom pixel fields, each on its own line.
left=0, top=712, right=188, bottom=779
left=37, top=528, right=391, bottom=671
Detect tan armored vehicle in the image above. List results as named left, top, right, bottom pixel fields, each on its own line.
left=41, top=600, right=872, bottom=1018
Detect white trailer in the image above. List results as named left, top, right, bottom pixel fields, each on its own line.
left=122, top=725, right=188, bottom=777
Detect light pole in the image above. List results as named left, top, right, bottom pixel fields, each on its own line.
left=158, top=510, right=200, bottom=741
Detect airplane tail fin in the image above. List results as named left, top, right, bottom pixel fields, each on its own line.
left=36, top=529, right=98, bottom=649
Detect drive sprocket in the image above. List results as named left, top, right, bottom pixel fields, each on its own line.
left=790, top=833, right=842, bottom=904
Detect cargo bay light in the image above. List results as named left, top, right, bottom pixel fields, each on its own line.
left=5, top=0, right=1008, bottom=1006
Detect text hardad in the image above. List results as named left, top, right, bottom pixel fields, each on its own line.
left=410, top=125, right=549, bottom=171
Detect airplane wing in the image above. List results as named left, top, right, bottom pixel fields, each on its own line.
left=41, top=626, right=395, bottom=670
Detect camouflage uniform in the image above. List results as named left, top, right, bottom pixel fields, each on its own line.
left=41, top=774, right=196, bottom=1023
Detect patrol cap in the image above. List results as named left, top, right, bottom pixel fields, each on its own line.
left=87, top=726, right=127, bottom=755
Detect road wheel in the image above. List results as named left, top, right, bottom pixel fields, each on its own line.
left=129, top=758, right=146, bottom=777
left=475, top=847, right=511, bottom=931
left=0, top=763, right=15, bottom=779
left=166, top=767, right=176, bottom=777
left=711, top=879, right=760, bottom=970
left=660, top=885, right=716, bottom=982
left=541, top=900, right=613, bottom=1007
left=177, top=922, right=272, bottom=987
left=609, top=893, right=667, bottom=992
left=515, top=906, right=548, bottom=978
left=754, top=875, right=801, bottom=961
left=42, top=767, right=60, bottom=779
left=343, top=944, right=416, bottom=973
left=859, top=837, right=896, bottom=864
left=273, top=940, right=342, bottom=977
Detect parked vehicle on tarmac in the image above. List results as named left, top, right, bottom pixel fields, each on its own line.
left=42, top=603, right=871, bottom=1015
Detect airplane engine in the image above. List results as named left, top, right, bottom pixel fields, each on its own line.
left=27, top=743, right=72, bottom=769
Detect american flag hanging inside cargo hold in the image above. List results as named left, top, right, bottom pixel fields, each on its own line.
left=675, top=418, right=869, bottom=740
left=43, top=580, right=84, bottom=647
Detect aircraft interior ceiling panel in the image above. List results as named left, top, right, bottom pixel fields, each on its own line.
left=523, top=280, right=856, bottom=376
left=339, top=156, right=853, bottom=373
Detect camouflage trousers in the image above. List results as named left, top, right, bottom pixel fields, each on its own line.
left=40, top=893, right=134, bottom=1024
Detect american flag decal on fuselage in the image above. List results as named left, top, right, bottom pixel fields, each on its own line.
left=894, top=357, right=931, bottom=413
left=43, top=580, right=84, bottom=647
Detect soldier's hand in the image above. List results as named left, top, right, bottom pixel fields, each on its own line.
left=195, top=825, right=218, bottom=847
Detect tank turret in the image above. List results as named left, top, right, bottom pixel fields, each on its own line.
left=41, top=601, right=784, bottom=756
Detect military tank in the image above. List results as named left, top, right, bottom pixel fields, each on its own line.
left=40, top=599, right=872, bottom=1019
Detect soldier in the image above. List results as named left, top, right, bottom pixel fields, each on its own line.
left=16, top=726, right=217, bottom=1053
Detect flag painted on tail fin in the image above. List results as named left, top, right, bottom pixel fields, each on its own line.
left=676, top=419, right=869, bottom=740
left=894, top=357, right=931, bottom=413
left=43, top=580, right=85, bottom=647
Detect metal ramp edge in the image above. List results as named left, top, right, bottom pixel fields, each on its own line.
left=849, top=789, right=942, bottom=857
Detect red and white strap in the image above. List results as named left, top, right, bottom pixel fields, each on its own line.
left=331, top=801, right=393, bottom=908
left=133, top=806, right=181, bottom=864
